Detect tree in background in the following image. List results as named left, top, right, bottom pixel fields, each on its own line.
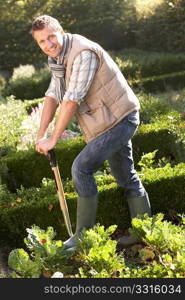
left=0, top=0, right=185, bottom=73
left=134, top=0, right=185, bottom=52
left=0, top=0, right=135, bottom=72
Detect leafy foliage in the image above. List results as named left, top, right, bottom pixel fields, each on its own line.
left=134, top=0, right=185, bottom=53
left=3, top=65, right=51, bottom=100
left=75, top=224, right=125, bottom=278
left=130, top=213, right=185, bottom=255
left=138, top=150, right=159, bottom=170
left=7, top=216, right=185, bottom=278
left=8, top=225, right=72, bottom=278
left=0, top=0, right=133, bottom=71
left=1, top=0, right=185, bottom=73
left=0, top=96, right=27, bottom=153
left=8, top=248, right=42, bottom=278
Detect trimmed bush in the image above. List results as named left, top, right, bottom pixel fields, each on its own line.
left=3, top=50, right=185, bottom=100
left=1, top=112, right=185, bottom=190
left=131, top=71, right=185, bottom=93
left=1, top=113, right=185, bottom=190
left=0, top=175, right=116, bottom=247
left=133, top=112, right=185, bottom=166
left=113, top=49, right=185, bottom=79
left=138, top=92, right=171, bottom=124
left=0, top=137, right=86, bottom=191
left=3, top=65, right=50, bottom=100
left=0, top=163, right=185, bottom=248
left=111, top=50, right=185, bottom=93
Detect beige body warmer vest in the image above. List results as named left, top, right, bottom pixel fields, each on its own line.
left=65, top=34, right=140, bottom=143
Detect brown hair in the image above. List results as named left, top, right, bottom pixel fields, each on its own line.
left=31, top=15, right=64, bottom=36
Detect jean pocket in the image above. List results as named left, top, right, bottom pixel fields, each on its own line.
left=127, top=111, right=140, bottom=126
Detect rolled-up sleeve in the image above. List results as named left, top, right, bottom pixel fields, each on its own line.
left=45, top=74, right=59, bottom=103
left=63, top=50, right=99, bottom=104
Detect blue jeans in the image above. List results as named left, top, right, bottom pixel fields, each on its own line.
left=72, top=111, right=146, bottom=198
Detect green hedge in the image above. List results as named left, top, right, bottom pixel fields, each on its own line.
left=3, top=50, right=185, bottom=100
left=138, top=92, right=171, bottom=124
left=114, top=50, right=185, bottom=79
left=131, top=71, right=185, bottom=93
left=0, top=163, right=185, bottom=248
left=1, top=113, right=185, bottom=190
left=113, top=50, right=185, bottom=93
left=3, top=67, right=50, bottom=100
left=133, top=128, right=183, bottom=166
left=133, top=112, right=185, bottom=165
left=0, top=137, right=86, bottom=191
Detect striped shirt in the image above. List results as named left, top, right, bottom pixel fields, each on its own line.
left=45, top=34, right=99, bottom=104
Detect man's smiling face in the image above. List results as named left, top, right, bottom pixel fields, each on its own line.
left=33, top=26, right=63, bottom=58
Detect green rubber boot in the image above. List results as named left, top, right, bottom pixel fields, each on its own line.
left=118, top=193, right=151, bottom=246
left=63, top=195, right=98, bottom=251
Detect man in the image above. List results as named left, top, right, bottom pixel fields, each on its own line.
left=31, top=15, right=151, bottom=251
